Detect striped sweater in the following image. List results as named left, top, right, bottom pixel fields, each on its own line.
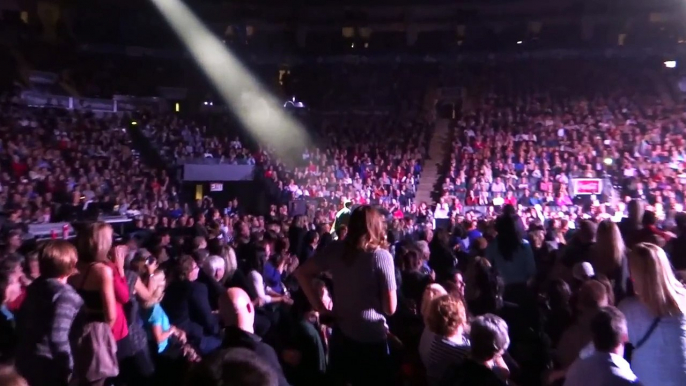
left=15, top=277, right=84, bottom=386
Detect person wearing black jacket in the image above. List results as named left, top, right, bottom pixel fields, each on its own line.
left=298, top=230, right=318, bottom=265
left=161, top=256, right=221, bottom=355
left=429, top=228, right=458, bottom=282
left=218, top=287, right=291, bottom=386
left=288, top=216, right=307, bottom=258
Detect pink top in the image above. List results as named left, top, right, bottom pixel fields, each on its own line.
left=108, top=261, right=130, bottom=341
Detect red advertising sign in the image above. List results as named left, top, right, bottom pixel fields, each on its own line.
left=572, top=178, right=602, bottom=195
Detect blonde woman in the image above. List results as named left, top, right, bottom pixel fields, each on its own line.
left=69, top=222, right=122, bottom=385
left=618, top=243, right=686, bottom=386
left=295, top=205, right=397, bottom=386
left=590, top=220, right=631, bottom=302
left=220, top=246, right=238, bottom=284
left=418, top=284, right=449, bottom=367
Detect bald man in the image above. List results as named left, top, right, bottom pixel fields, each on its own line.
left=219, top=288, right=291, bottom=386
left=220, top=287, right=255, bottom=332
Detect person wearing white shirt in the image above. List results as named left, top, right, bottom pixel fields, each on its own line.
left=434, top=203, right=450, bottom=220
left=492, top=193, right=504, bottom=207
left=491, top=178, right=506, bottom=194
left=564, top=306, right=641, bottom=386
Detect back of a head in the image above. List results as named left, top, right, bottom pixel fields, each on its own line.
left=629, top=242, right=686, bottom=317
left=186, top=348, right=277, bottom=386
left=37, top=240, right=78, bottom=279
left=193, top=236, right=208, bottom=250
left=204, top=255, right=226, bottom=277
left=577, top=220, right=597, bottom=243
left=220, top=287, right=254, bottom=329
left=547, top=279, right=572, bottom=310
left=415, top=240, right=430, bottom=258
left=472, top=259, right=505, bottom=312
left=642, top=210, right=658, bottom=227
left=495, top=214, right=523, bottom=260
left=628, top=200, right=644, bottom=224
left=345, top=205, right=386, bottom=253
left=502, top=204, right=516, bottom=217
left=426, top=294, right=467, bottom=338
left=593, top=220, right=625, bottom=275
left=577, top=280, right=609, bottom=311
left=398, top=249, right=421, bottom=272
left=469, top=313, right=510, bottom=362
left=193, top=249, right=210, bottom=266
left=75, top=221, right=113, bottom=263
left=590, top=306, right=627, bottom=352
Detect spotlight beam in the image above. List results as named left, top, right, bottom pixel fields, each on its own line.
left=149, top=0, right=309, bottom=158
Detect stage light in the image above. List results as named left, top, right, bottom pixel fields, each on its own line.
left=517, top=41, right=523, bottom=45
left=150, top=0, right=310, bottom=158
left=665, top=60, right=677, bottom=69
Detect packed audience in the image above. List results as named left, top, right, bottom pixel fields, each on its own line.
left=439, top=60, right=685, bottom=225
left=3, top=53, right=686, bottom=386
left=0, top=104, right=175, bottom=227
left=2, top=192, right=686, bottom=386
left=139, top=64, right=435, bottom=222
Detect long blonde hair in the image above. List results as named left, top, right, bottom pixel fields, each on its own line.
left=220, top=246, right=238, bottom=283
left=592, top=220, right=625, bottom=276
left=629, top=243, right=686, bottom=317
left=75, top=222, right=113, bottom=263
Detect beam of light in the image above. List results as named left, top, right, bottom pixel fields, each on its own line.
left=149, top=0, right=309, bottom=157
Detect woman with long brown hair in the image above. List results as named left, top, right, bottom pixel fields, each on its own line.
left=590, top=220, right=631, bottom=302
left=619, top=243, right=686, bottom=386
left=295, top=205, right=397, bottom=386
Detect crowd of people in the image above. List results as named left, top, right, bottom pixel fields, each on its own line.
left=436, top=60, right=685, bottom=226
left=0, top=103, right=175, bottom=226
left=2, top=192, right=686, bottom=386
left=2, top=49, right=686, bottom=386
left=138, top=64, right=436, bottom=220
